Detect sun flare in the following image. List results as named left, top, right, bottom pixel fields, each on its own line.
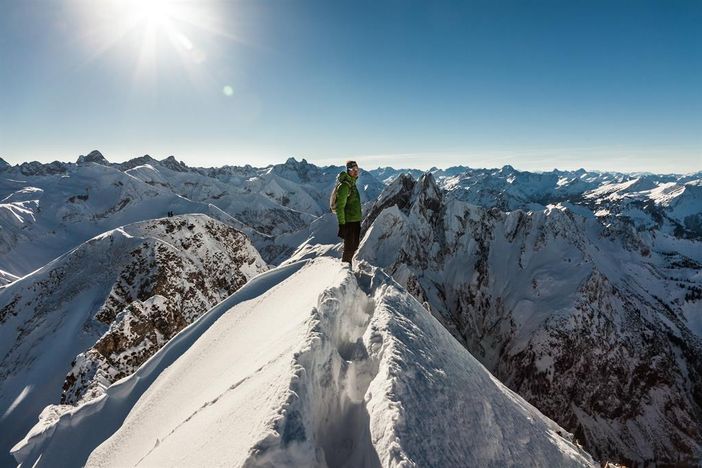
left=131, top=0, right=177, bottom=25
left=74, top=0, right=245, bottom=93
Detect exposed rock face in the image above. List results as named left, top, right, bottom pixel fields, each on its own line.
left=357, top=174, right=702, bottom=465
left=59, top=215, right=267, bottom=406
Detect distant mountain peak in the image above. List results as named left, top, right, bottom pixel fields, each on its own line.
left=500, top=164, right=516, bottom=174
left=76, top=150, right=109, bottom=166
left=413, top=172, right=442, bottom=201
left=160, top=155, right=189, bottom=172
left=118, top=155, right=159, bottom=171
left=284, top=156, right=309, bottom=166
left=0, top=157, right=9, bottom=170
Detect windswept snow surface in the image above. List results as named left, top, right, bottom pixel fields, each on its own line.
left=13, top=258, right=594, bottom=467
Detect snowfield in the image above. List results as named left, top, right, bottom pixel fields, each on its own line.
left=12, top=258, right=594, bottom=467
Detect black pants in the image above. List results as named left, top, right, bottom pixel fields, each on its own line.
left=342, top=221, right=361, bottom=264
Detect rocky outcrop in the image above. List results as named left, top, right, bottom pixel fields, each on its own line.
left=60, top=216, right=267, bottom=406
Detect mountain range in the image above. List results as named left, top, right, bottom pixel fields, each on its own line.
left=1, top=151, right=700, bottom=466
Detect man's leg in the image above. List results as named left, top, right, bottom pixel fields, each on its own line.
left=342, top=224, right=353, bottom=264
left=342, top=222, right=361, bottom=266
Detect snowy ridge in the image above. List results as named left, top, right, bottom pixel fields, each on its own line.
left=12, top=258, right=594, bottom=467
left=0, top=214, right=267, bottom=467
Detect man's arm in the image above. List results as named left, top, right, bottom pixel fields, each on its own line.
left=336, top=182, right=349, bottom=225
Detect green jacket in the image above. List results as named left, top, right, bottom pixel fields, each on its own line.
left=336, top=171, right=362, bottom=224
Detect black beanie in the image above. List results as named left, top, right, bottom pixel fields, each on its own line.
left=346, top=160, right=358, bottom=170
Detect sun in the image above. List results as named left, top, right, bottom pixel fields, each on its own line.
left=77, top=0, right=243, bottom=90
left=129, top=0, right=178, bottom=27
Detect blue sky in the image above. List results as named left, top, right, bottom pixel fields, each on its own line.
left=1, top=0, right=700, bottom=172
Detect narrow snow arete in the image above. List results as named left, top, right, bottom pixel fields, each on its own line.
left=13, top=258, right=594, bottom=467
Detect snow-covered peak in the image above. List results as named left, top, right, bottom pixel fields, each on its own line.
left=411, top=171, right=442, bottom=207
left=0, top=157, right=9, bottom=171
left=269, top=156, right=317, bottom=183
left=159, top=155, right=190, bottom=172
left=76, top=150, right=110, bottom=166
left=362, top=173, right=416, bottom=231
left=284, top=156, right=308, bottom=166
left=499, top=164, right=516, bottom=174
left=367, top=167, right=425, bottom=184
left=117, top=154, right=160, bottom=171
left=12, top=258, right=594, bottom=467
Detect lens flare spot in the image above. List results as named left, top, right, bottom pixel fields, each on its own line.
left=222, top=85, right=234, bottom=97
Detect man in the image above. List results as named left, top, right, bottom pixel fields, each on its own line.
left=336, top=160, right=362, bottom=266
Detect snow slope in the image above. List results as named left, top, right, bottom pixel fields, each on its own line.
left=0, top=215, right=266, bottom=467
left=12, top=258, right=594, bottom=467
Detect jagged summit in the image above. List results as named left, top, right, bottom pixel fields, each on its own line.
left=160, top=155, right=189, bottom=172
left=269, top=156, right=318, bottom=183
left=284, top=156, right=309, bottom=166
left=362, top=173, right=416, bottom=231
left=76, top=150, right=109, bottom=166
left=0, top=157, right=9, bottom=170
left=412, top=172, right=442, bottom=203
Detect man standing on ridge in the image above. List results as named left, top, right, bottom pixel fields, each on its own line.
left=335, top=160, right=363, bottom=267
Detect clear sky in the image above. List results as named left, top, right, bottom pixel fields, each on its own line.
left=1, top=0, right=700, bottom=172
